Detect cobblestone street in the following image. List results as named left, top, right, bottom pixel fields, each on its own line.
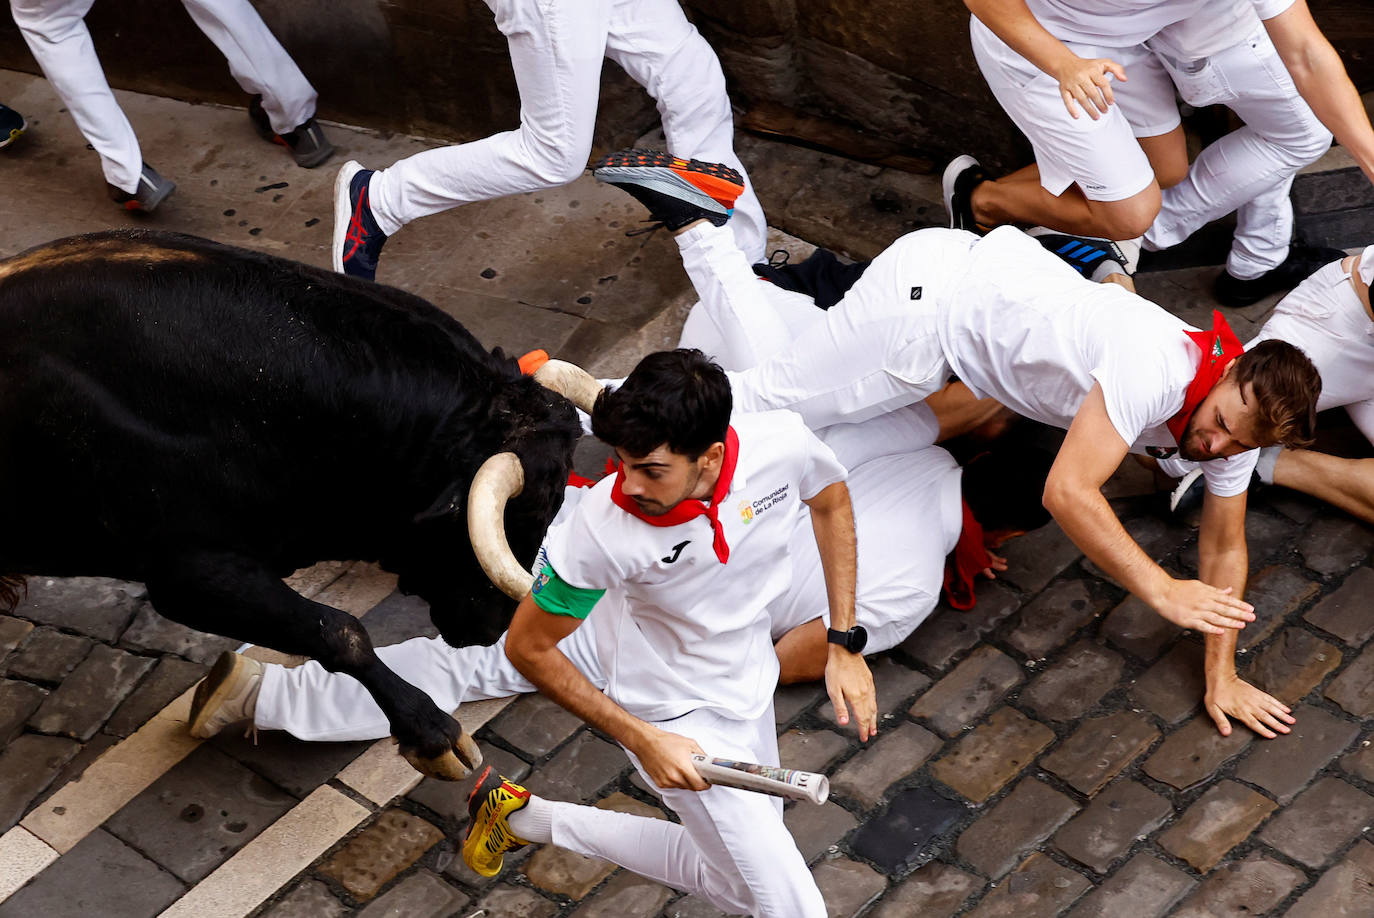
left=2, top=69, right=1374, bottom=917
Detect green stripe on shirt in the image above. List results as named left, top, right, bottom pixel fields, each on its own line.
left=531, top=564, right=605, bottom=619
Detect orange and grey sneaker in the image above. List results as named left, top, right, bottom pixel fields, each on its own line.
left=461, top=766, right=532, bottom=877
left=593, top=149, right=743, bottom=230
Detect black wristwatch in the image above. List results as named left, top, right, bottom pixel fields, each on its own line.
left=826, top=625, right=868, bottom=654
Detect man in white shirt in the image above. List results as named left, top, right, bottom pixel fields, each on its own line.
left=948, top=0, right=1370, bottom=304
left=461, top=347, right=874, bottom=917
left=592, top=149, right=1320, bottom=740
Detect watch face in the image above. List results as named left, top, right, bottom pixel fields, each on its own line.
left=848, top=625, right=868, bottom=653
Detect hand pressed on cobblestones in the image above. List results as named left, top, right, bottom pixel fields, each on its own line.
left=1206, top=673, right=1295, bottom=739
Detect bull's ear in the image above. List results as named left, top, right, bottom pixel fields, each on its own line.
left=413, top=481, right=464, bottom=524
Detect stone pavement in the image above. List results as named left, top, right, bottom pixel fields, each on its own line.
left=3, top=68, right=1374, bottom=917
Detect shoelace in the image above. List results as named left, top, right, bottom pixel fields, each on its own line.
left=767, top=248, right=791, bottom=268
left=624, top=219, right=666, bottom=239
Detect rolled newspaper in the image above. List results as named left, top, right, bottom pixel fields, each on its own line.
left=691, top=754, right=830, bottom=805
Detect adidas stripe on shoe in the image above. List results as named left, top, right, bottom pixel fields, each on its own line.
left=593, top=149, right=743, bottom=231
left=1028, top=227, right=1138, bottom=283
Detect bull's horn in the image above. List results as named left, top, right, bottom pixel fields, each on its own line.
left=467, top=452, right=534, bottom=600
left=533, top=359, right=601, bottom=413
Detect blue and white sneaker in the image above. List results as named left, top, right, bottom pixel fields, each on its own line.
left=593, top=149, right=742, bottom=230
left=332, top=160, right=388, bottom=280
left=0, top=104, right=26, bottom=149
left=1029, top=226, right=1140, bottom=283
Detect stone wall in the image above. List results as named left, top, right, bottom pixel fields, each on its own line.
left=0, top=0, right=1370, bottom=173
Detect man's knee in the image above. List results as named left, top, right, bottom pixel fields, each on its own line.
left=518, top=132, right=593, bottom=187
left=1087, top=187, right=1161, bottom=240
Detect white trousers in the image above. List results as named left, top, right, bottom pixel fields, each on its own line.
left=1145, top=23, right=1332, bottom=278
left=255, top=624, right=605, bottom=742
left=368, top=0, right=766, bottom=263
left=11, top=0, right=317, bottom=192
left=682, top=224, right=973, bottom=432
left=550, top=704, right=824, bottom=918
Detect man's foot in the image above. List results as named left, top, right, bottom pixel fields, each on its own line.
left=107, top=162, right=176, bottom=212
left=462, top=766, right=532, bottom=877
left=188, top=651, right=264, bottom=739
left=248, top=95, right=335, bottom=168
left=942, top=155, right=988, bottom=233
left=592, top=149, right=742, bottom=230
left=1028, top=227, right=1140, bottom=283
left=1213, top=243, right=1348, bottom=308
left=332, top=160, right=388, bottom=279
left=0, top=104, right=27, bottom=149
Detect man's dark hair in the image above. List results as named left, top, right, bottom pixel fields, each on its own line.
left=961, top=441, right=1055, bottom=535
left=592, top=348, right=732, bottom=459
left=1233, top=340, right=1321, bottom=449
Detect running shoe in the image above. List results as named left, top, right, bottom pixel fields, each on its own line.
left=188, top=651, right=264, bottom=739
left=107, top=162, right=176, bottom=212
left=249, top=95, right=335, bottom=168
left=942, top=154, right=988, bottom=233
left=1213, top=243, right=1348, bottom=308
left=593, top=149, right=743, bottom=230
left=0, top=104, right=26, bottom=149
left=462, top=766, right=532, bottom=877
left=1028, top=227, right=1139, bottom=282
left=332, top=160, right=388, bottom=279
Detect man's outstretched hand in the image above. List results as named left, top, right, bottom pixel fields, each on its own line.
left=1206, top=673, right=1295, bottom=739
left=1155, top=579, right=1255, bottom=635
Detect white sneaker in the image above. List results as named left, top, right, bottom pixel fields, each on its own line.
left=188, top=651, right=264, bottom=739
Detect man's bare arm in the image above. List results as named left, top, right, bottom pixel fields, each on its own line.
left=1265, top=1, right=1374, bottom=186
left=504, top=595, right=708, bottom=790
left=965, top=0, right=1127, bottom=118
left=805, top=481, right=878, bottom=741
left=1197, top=491, right=1295, bottom=738
left=1044, top=384, right=1255, bottom=633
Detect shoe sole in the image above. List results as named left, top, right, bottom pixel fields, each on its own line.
left=188, top=651, right=247, bottom=739
left=0, top=118, right=26, bottom=150
left=332, top=160, right=366, bottom=274
left=594, top=150, right=742, bottom=211
left=126, top=176, right=176, bottom=214
left=942, top=155, right=979, bottom=230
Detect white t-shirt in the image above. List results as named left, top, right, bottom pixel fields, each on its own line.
left=1024, top=0, right=1293, bottom=49
left=539, top=410, right=847, bottom=723
left=937, top=227, right=1258, bottom=496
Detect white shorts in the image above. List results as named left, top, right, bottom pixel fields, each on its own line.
left=970, top=16, right=1179, bottom=201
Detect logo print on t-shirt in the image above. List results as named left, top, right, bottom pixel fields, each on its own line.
left=1147, top=446, right=1178, bottom=459
left=739, top=500, right=755, bottom=525
left=910, top=286, right=923, bottom=300
left=661, top=540, right=691, bottom=564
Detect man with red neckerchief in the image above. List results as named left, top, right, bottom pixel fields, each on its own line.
left=461, top=348, right=873, bottom=917
left=590, top=150, right=1322, bottom=740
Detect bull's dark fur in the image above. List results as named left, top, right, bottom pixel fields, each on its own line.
left=0, top=229, right=581, bottom=764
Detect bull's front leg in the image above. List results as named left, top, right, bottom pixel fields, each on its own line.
left=146, top=550, right=481, bottom=780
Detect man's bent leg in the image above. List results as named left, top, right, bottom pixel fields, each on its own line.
left=548, top=706, right=825, bottom=917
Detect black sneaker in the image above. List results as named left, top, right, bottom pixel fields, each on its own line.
left=1028, top=226, right=1139, bottom=282
left=249, top=95, right=335, bottom=168
left=1213, top=243, right=1348, bottom=308
left=332, top=160, right=387, bottom=280
left=942, top=155, right=988, bottom=233
left=0, top=104, right=26, bottom=149
left=107, top=162, right=176, bottom=212
left=592, top=149, right=743, bottom=230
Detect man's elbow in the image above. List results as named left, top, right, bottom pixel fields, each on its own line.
left=1041, top=473, right=1076, bottom=520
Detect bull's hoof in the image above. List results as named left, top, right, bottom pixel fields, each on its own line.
left=401, top=731, right=484, bottom=781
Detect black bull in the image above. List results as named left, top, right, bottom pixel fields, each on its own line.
left=0, top=229, right=584, bottom=778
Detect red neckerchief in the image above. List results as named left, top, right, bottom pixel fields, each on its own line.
left=609, top=427, right=740, bottom=564
left=942, top=497, right=991, bottom=611
left=1166, top=310, right=1245, bottom=444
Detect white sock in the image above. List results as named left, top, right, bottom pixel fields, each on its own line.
left=1255, top=446, right=1281, bottom=485
left=507, top=794, right=556, bottom=844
